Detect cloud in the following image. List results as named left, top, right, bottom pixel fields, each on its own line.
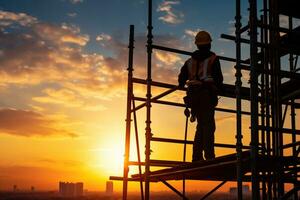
left=0, top=108, right=78, bottom=137
left=67, top=12, right=77, bottom=18
left=69, top=0, right=84, bottom=4
left=32, top=88, right=106, bottom=111
left=95, top=30, right=185, bottom=83
left=157, top=0, right=184, bottom=24
left=33, top=88, right=84, bottom=106
left=37, top=23, right=89, bottom=46
left=0, top=10, right=186, bottom=113
left=0, top=10, right=37, bottom=28
left=96, top=33, right=112, bottom=47
left=154, top=51, right=182, bottom=65
left=184, top=29, right=202, bottom=38
left=0, top=12, right=114, bottom=100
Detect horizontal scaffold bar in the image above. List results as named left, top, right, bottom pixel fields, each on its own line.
left=257, top=125, right=300, bottom=135
left=151, top=137, right=251, bottom=149
left=110, top=176, right=142, bottom=182
left=110, top=174, right=299, bottom=184
left=132, top=78, right=300, bottom=107
left=129, top=160, right=189, bottom=167
left=133, top=96, right=252, bottom=115
left=236, top=62, right=300, bottom=80
left=132, top=78, right=251, bottom=100
left=151, top=44, right=249, bottom=64
left=221, top=34, right=267, bottom=47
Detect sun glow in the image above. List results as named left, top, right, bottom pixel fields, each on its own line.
left=93, top=145, right=124, bottom=175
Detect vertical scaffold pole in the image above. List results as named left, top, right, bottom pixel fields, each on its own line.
left=122, top=25, right=135, bottom=200
left=145, top=0, right=153, bottom=200
left=234, top=0, right=243, bottom=199
left=262, top=0, right=272, bottom=197
left=288, top=15, right=298, bottom=200
left=270, top=0, right=284, bottom=196
left=260, top=14, right=267, bottom=200
left=249, top=0, right=260, bottom=199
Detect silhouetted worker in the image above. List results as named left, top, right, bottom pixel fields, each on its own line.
left=178, top=31, right=223, bottom=161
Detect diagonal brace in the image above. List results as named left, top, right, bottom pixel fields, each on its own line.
left=160, top=179, right=189, bottom=200
left=200, top=181, right=227, bottom=200
left=133, top=86, right=178, bottom=112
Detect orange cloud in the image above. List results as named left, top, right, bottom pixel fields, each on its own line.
left=0, top=10, right=37, bottom=27
left=154, top=51, right=182, bottom=65
left=33, top=88, right=84, bottom=106
left=35, top=23, right=89, bottom=46
left=0, top=10, right=189, bottom=120
left=0, top=108, right=78, bottom=137
left=32, top=88, right=106, bottom=111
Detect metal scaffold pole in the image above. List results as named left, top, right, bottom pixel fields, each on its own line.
left=145, top=0, right=153, bottom=199
left=249, top=0, right=260, bottom=199
left=262, top=0, right=272, bottom=198
left=260, top=12, right=269, bottom=199
left=269, top=0, right=284, bottom=197
left=289, top=15, right=298, bottom=200
left=122, top=25, right=135, bottom=200
left=235, top=0, right=243, bottom=199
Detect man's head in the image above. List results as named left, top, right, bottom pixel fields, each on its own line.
left=195, top=31, right=212, bottom=52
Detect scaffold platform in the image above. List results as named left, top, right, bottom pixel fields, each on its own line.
left=128, top=151, right=299, bottom=183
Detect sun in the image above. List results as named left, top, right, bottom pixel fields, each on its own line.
left=99, top=145, right=125, bottom=175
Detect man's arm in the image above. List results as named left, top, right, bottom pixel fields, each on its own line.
left=178, top=61, right=188, bottom=88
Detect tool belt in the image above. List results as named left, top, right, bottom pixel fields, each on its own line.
left=183, top=84, right=219, bottom=108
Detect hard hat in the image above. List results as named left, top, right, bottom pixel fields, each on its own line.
left=195, top=31, right=212, bottom=45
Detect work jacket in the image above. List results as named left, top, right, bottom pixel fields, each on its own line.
left=178, top=50, right=223, bottom=92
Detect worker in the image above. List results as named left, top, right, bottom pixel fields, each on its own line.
left=178, top=30, right=223, bottom=161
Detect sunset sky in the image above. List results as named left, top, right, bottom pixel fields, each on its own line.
left=0, top=0, right=299, bottom=193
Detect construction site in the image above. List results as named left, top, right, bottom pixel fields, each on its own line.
left=110, top=0, right=300, bottom=199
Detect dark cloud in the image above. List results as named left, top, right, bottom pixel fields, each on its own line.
left=0, top=108, right=78, bottom=137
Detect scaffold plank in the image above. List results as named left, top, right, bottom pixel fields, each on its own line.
left=129, top=151, right=298, bottom=183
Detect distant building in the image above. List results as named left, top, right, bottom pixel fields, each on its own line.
left=106, top=181, right=113, bottom=196
left=75, top=182, right=83, bottom=196
left=13, top=185, right=17, bottom=192
left=229, top=185, right=250, bottom=195
left=31, top=186, right=35, bottom=192
left=59, top=182, right=83, bottom=197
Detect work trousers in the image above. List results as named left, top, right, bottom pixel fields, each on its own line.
left=187, top=85, right=216, bottom=161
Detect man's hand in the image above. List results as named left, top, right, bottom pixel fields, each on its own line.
left=184, top=108, right=190, bottom=117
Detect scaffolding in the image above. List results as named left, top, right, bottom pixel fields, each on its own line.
left=110, top=0, right=300, bottom=199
